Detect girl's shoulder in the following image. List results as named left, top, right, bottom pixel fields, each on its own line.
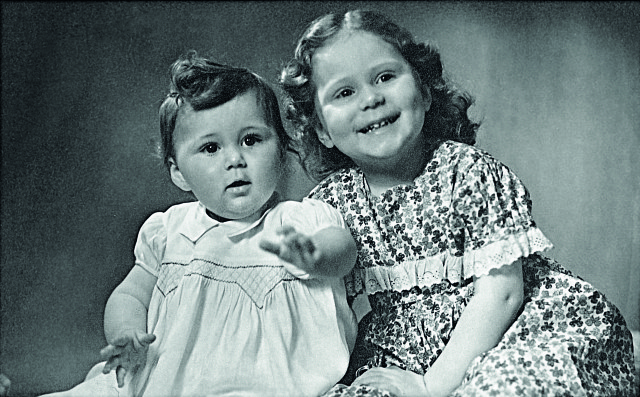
left=435, top=140, right=502, bottom=167
left=308, top=167, right=362, bottom=206
left=430, top=140, right=512, bottom=179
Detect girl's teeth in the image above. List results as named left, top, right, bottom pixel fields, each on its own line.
left=366, top=120, right=389, bottom=132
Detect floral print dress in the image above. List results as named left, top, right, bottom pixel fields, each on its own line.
left=312, top=141, right=637, bottom=397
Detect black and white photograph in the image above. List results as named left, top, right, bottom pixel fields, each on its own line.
left=2, top=2, right=639, bottom=396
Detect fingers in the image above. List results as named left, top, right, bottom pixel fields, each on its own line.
left=116, top=366, right=127, bottom=388
left=132, top=332, right=156, bottom=350
left=351, top=367, right=395, bottom=386
left=260, top=228, right=315, bottom=258
left=352, top=367, right=427, bottom=397
left=102, top=355, right=121, bottom=374
left=276, top=225, right=297, bottom=236
left=259, top=239, right=281, bottom=256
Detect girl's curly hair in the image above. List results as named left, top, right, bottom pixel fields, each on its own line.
left=279, top=9, right=480, bottom=181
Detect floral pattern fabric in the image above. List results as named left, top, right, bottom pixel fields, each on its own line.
left=312, top=141, right=637, bottom=396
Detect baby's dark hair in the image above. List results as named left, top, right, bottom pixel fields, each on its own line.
left=159, top=51, right=289, bottom=169
left=279, top=9, right=480, bottom=181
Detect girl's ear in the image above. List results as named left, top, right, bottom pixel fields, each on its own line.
left=422, top=85, right=433, bottom=112
left=169, top=159, right=192, bottom=192
left=315, top=127, right=335, bottom=149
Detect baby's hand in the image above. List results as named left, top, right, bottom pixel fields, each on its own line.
left=0, top=373, right=10, bottom=397
left=259, top=225, right=320, bottom=278
left=100, top=330, right=156, bottom=388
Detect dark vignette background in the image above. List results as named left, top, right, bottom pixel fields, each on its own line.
left=2, top=2, right=639, bottom=395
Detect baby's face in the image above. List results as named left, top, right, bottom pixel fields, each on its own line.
left=170, top=91, right=283, bottom=221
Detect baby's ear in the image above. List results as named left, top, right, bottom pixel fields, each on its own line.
left=315, top=126, right=335, bottom=149
left=169, top=159, right=192, bottom=192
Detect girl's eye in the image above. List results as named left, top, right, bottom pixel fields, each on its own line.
left=243, top=134, right=262, bottom=146
left=335, top=88, right=354, bottom=99
left=376, top=72, right=395, bottom=84
left=202, top=143, right=219, bottom=154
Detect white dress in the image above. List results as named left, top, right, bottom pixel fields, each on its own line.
left=42, top=199, right=357, bottom=397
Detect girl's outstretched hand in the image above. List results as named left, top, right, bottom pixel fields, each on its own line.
left=352, top=366, right=430, bottom=397
left=100, top=329, right=156, bottom=388
left=259, top=225, right=320, bottom=278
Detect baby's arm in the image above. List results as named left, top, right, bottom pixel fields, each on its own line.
left=423, top=259, right=524, bottom=396
left=260, top=225, right=357, bottom=279
left=101, top=265, right=157, bottom=387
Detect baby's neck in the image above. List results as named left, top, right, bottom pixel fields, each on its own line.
left=205, top=192, right=281, bottom=224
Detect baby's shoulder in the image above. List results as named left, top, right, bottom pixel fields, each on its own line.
left=271, top=197, right=337, bottom=217
left=139, top=201, right=199, bottom=233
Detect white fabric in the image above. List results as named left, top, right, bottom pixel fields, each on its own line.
left=359, top=228, right=553, bottom=295
left=42, top=199, right=357, bottom=397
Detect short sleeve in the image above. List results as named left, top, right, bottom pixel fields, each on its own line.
left=276, top=198, right=350, bottom=280
left=133, top=212, right=168, bottom=277
left=450, top=156, right=553, bottom=277
left=280, top=198, right=347, bottom=234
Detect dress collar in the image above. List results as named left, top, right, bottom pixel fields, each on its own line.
left=178, top=201, right=275, bottom=243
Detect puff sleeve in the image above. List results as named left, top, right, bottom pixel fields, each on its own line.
left=133, top=212, right=168, bottom=277
left=280, top=198, right=348, bottom=235
left=450, top=155, right=553, bottom=278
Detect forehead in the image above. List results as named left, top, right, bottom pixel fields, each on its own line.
left=174, top=91, right=269, bottom=140
left=311, top=30, right=406, bottom=84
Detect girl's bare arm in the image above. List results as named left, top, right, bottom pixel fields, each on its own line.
left=423, top=259, right=524, bottom=397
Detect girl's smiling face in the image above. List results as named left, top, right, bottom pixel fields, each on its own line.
left=312, top=31, right=431, bottom=177
left=169, top=90, right=283, bottom=221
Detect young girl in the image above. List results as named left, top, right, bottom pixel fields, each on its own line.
left=42, top=52, right=358, bottom=397
left=280, top=9, right=637, bottom=397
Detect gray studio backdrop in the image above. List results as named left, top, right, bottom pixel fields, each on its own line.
left=2, top=2, right=639, bottom=395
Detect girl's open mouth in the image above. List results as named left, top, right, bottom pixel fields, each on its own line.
left=358, top=114, right=400, bottom=133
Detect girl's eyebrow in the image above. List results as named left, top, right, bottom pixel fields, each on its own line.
left=320, top=60, right=405, bottom=98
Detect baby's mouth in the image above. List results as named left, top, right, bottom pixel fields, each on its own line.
left=358, top=114, right=400, bottom=134
left=227, top=180, right=250, bottom=189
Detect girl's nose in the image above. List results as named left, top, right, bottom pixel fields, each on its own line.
left=359, top=86, right=384, bottom=110
left=225, top=146, right=247, bottom=169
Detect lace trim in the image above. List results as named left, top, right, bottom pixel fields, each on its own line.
left=359, top=227, right=553, bottom=294
left=361, top=254, right=463, bottom=295
left=464, top=227, right=553, bottom=278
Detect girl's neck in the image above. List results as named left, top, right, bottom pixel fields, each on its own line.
left=363, top=167, right=420, bottom=196
left=361, top=141, right=437, bottom=196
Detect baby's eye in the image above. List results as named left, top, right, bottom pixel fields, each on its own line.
left=376, top=72, right=395, bottom=84
left=202, top=143, right=219, bottom=154
left=242, top=134, right=262, bottom=146
left=335, top=88, right=354, bottom=99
